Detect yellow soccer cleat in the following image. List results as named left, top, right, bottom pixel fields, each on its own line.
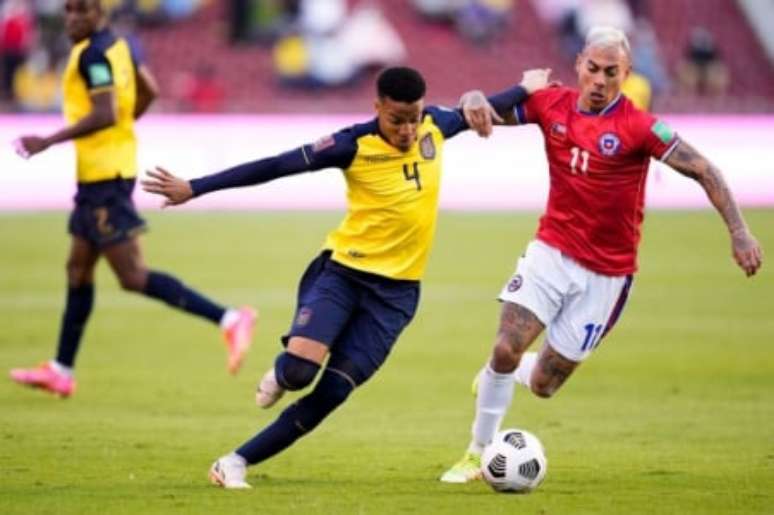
left=439, top=452, right=483, bottom=483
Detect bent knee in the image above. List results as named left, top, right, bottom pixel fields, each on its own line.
left=275, top=352, right=321, bottom=391
left=66, top=261, right=93, bottom=286
left=529, top=381, right=557, bottom=399
left=118, top=272, right=147, bottom=292
left=491, top=339, right=522, bottom=373
left=529, top=372, right=563, bottom=398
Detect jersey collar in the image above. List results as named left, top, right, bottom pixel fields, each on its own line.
left=577, top=93, right=623, bottom=116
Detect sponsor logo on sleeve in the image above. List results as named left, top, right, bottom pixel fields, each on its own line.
left=312, top=134, right=336, bottom=153
left=296, top=307, right=313, bottom=327
left=598, top=132, right=621, bottom=156
left=88, top=63, right=112, bottom=87
left=650, top=120, right=674, bottom=144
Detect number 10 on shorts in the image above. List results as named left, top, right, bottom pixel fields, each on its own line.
left=581, top=323, right=604, bottom=351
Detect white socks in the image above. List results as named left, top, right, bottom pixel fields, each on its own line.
left=220, top=309, right=240, bottom=329
left=467, top=352, right=538, bottom=454
left=470, top=365, right=515, bottom=454
left=50, top=360, right=73, bottom=377
left=513, top=352, right=537, bottom=389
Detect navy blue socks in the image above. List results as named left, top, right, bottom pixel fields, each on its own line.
left=143, top=270, right=225, bottom=323
left=56, top=284, right=95, bottom=367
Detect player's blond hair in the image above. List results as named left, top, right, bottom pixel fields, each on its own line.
left=584, top=26, right=631, bottom=60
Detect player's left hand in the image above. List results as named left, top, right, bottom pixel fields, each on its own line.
left=13, top=136, right=50, bottom=159
left=520, top=68, right=553, bottom=95
left=731, top=229, right=763, bottom=277
left=141, top=166, right=194, bottom=207
left=459, top=90, right=503, bottom=138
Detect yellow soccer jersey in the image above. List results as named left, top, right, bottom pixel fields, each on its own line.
left=311, top=107, right=467, bottom=280
left=62, top=28, right=138, bottom=183
left=621, top=72, right=652, bottom=112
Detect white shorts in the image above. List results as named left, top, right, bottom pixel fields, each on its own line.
left=498, top=240, right=633, bottom=362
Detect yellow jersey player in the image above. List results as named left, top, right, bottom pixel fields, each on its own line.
left=10, top=0, right=256, bottom=398
left=142, top=66, right=553, bottom=488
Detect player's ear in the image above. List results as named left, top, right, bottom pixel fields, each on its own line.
left=574, top=53, right=583, bottom=75
left=621, top=55, right=632, bottom=82
left=374, top=98, right=382, bottom=115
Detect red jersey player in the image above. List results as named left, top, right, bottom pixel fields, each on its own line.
left=441, top=26, right=763, bottom=483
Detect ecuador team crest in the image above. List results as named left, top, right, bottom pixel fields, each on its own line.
left=598, top=132, right=621, bottom=156
left=419, top=133, right=436, bottom=159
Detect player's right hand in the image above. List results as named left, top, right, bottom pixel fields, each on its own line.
left=13, top=136, right=50, bottom=159
left=459, top=90, right=503, bottom=138
left=141, top=166, right=194, bottom=207
left=731, top=229, right=763, bottom=277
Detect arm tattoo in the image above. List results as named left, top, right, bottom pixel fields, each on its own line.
left=665, top=141, right=747, bottom=234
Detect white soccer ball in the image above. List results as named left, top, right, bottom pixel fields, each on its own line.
left=481, top=428, right=547, bottom=493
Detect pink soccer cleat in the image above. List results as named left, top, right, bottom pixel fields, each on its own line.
left=222, top=306, right=258, bottom=375
left=10, top=362, right=76, bottom=398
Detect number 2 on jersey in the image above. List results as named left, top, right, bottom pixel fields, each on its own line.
left=570, top=146, right=589, bottom=175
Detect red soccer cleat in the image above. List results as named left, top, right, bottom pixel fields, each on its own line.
left=222, top=306, right=258, bottom=375
left=10, top=362, right=76, bottom=398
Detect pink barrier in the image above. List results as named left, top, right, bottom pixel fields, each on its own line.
left=1, top=114, right=773, bottom=210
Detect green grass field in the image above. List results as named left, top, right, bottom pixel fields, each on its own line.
left=1, top=210, right=772, bottom=515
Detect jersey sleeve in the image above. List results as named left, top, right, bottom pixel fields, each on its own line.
left=511, top=88, right=551, bottom=126
left=424, top=105, right=468, bottom=139
left=127, top=35, right=145, bottom=67
left=299, top=127, right=359, bottom=171
left=633, top=111, right=680, bottom=161
left=189, top=126, right=359, bottom=197
left=78, top=45, right=114, bottom=91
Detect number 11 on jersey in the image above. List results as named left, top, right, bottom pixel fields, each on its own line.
left=570, top=146, right=589, bottom=175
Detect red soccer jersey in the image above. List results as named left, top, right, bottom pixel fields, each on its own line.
left=514, top=86, right=679, bottom=275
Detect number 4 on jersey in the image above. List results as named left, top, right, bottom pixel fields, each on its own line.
left=403, top=162, right=422, bottom=191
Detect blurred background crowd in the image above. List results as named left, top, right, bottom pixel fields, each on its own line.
left=1, top=0, right=773, bottom=114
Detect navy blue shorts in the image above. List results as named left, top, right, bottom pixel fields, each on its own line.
left=68, top=178, right=147, bottom=249
left=283, top=251, right=420, bottom=384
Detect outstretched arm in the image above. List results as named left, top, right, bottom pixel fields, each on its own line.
left=664, top=140, right=763, bottom=277
left=458, top=68, right=553, bottom=138
left=141, top=147, right=317, bottom=207
left=15, top=90, right=116, bottom=158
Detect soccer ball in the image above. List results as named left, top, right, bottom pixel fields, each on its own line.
left=481, top=428, right=547, bottom=493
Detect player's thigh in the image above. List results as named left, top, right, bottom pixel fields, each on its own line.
left=496, top=301, right=546, bottom=355
left=498, top=240, right=569, bottom=329
left=69, top=187, right=147, bottom=251
left=330, top=281, right=419, bottom=385
left=103, top=236, right=147, bottom=278
left=287, top=336, right=330, bottom=365
left=65, top=236, right=100, bottom=285
left=546, top=272, right=633, bottom=362
left=495, top=240, right=569, bottom=358
left=284, top=265, right=359, bottom=355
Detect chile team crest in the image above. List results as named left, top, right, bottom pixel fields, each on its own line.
left=598, top=132, right=621, bottom=156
